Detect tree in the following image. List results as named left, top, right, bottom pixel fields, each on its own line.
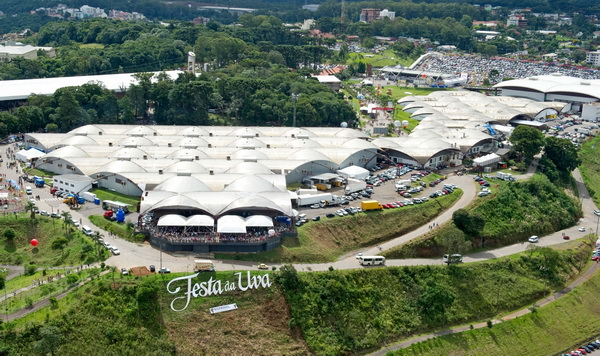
left=34, top=325, right=63, bottom=356
left=417, top=279, right=456, bottom=325
left=436, top=226, right=471, bottom=255
left=3, top=227, right=16, bottom=240
left=544, top=136, right=580, bottom=172
left=51, top=237, right=69, bottom=250
left=25, top=201, right=36, bottom=219
left=510, top=126, right=545, bottom=163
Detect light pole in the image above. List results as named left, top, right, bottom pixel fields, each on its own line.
left=291, top=93, right=300, bottom=127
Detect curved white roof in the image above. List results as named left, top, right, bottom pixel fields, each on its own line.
left=217, top=215, right=246, bottom=233
left=177, top=126, right=211, bottom=137
left=108, top=147, right=148, bottom=159
left=228, top=137, right=266, bottom=149
left=157, top=214, right=188, bottom=227
left=245, top=215, right=274, bottom=227
left=174, top=137, right=209, bottom=148
left=58, top=135, right=98, bottom=146
left=494, top=75, right=600, bottom=100
left=119, top=136, right=155, bottom=147
left=154, top=176, right=212, bottom=193
left=229, top=149, right=269, bottom=160
left=221, top=195, right=286, bottom=215
left=285, top=139, right=323, bottom=148
left=71, top=125, right=105, bottom=135
left=98, top=160, right=146, bottom=173
left=166, top=148, right=211, bottom=160
left=223, top=176, right=280, bottom=193
left=289, top=148, right=332, bottom=162
left=186, top=215, right=214, bottom=227
left=125, top=126, right=157, bottom=136
left=226, top=162, right=273, bottom=174
left=163, top=161, right=209, bottom=174
left=45, top=146, right=89, bottom=159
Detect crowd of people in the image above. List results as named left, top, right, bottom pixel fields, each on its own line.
left=145, top=224, right=291, bottom=244
left=416, top=54, right=600, bottom=85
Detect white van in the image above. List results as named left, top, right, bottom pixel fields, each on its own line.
left=25, top=186, right=32, bottom=195
left=358, top=256, right=386, bottom=266
left=81, top=225, right=93, bottom=236
left=443, top=254, right=463, bottom=264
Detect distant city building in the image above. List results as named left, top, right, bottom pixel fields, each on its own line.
left=472, top=21, right=499, bottom=28
left=301, top=19, right=315, bottom=31
left=35, top=4, right=145, bottom=21
left=302, top=4, right=320, bottom=12
left=587, top=51, right=600, bottom=66
left=192, top=17, right=211, bottom=25
left=313, top=75, right=342, bottom=91
left=359, top=8, right=395, bottom=23
left=507, top=15, right=527, bottom=28
left=0, top=44, right=55, bottom=62
left=197, top=6, right=256, bottom=16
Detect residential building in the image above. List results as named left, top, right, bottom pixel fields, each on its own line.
left=587, top=51, right=600, bottom=66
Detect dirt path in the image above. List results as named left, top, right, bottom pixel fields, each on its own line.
left=371, top=262, right=600, bottom=355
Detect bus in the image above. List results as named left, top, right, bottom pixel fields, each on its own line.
left=101, top=200, right=130, bottom=213
left=358, top=256, right=386, bottom=266
left=194, top=259, right=216, bottom=272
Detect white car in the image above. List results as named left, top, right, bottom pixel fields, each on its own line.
left=310, top=204, right=321, bottom=209
left=112, top=248, right=121, bottom=256
left=528, top=235, right=539, bottom=243
left=355, top=253, right=363, bottom=259
left=578, top=227, right=586, bottom=232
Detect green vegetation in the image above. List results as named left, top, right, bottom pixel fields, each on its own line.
left=579, top=135, right=600, bottom=207
left=90, top=188, right=140, bottom=207
left=88, top=215, right=144, bottom=243
left=277, top=244, right=591, bottom=355
left=0, top=215, right=108, bottom=266
left=387, top=174, right=582, bottom=258
left=216, top=192, right=461, bottom=263
left=391, top=259, right=600, bottom=355
left=23, top=167, right=54, bottom=178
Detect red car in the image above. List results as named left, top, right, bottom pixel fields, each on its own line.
left=563, top=235, right=570, bottom=240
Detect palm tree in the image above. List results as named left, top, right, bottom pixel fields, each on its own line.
left=61, top=211, right=71, bottom=233
left=25, top=201, right=36, bottom=219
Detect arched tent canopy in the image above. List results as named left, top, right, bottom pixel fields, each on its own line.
left=223, top=175, right=280, bottom=193
left=226, top=162, right=273, bottom=174
left=119, top=136, right=155, bottom=147
left=187, top=215, right=214, bottom=227
left=44, top=146, right=89, bottom=159
left=227, top=137, right=266, bottom=149
left=289, top=148, right=332, bottom=162
left=245, top=215, right=274, bottom=227
left=221, top=195, right=287, bottom=215
left=285, top=139, right=323, bottom=148
left=173, top=137, right=209, bottom=148
left=282, top=128, right=317, bottom=138
left=217, top=215, right=246, bottom=233
left=56, top=135, right=99, bottom=147
left=108, top=147, right=148, bottom=160
left=229, top=149, right=269, bottom=160
left=231, top=127, right=262, bottom=138
left=154, top=176, right=212, bottom=193
left=124, top=125, right=157, bottom=136
left=149, top=195, right=211, bottom=214
left=177, top=126, right=211, bottom=137
left=163, top=161, right=209, bottom=174
left=98, top=160, right=146, bottom=173
left=157, top=214, right=187, bottom=227
left=69, top=125, right=105, bottom=136
left=166, top=148, right=210, bottom=160
left=333, top=129, right=369, bottom=139
left=341, top=139, right=377, bottom=149
left=371, top=137, right=402, bottom=149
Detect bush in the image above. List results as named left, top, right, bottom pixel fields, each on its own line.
left=25, top=265, right=37, bottom=276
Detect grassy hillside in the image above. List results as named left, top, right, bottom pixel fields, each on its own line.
left=0, top=215, right=108, bottom=266
left=386, top=174, right=582, bottom=258
left=277, top=243, right=590, bottom=355
left=579, top=135, right=600, bottom=207
left=216, top=192, right=461, bottom=263
left=390, top=262, right=600, bottom=356
left=0, top=243, right=590, bottom=355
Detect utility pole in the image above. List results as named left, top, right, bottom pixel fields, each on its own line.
left=292, top=93, right=301, bottom=127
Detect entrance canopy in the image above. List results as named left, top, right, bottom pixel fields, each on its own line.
left=217, top=215, right=246, bottom=233
left=473, top=153, right=500, bottom=167
left=245, top=215, right=274, bottom=227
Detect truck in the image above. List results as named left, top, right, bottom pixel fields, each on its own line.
left=296, top=188, right=319, bottom=196
left=344, top=179, right=367, bottom=195
left=34, top=177, right=45, bottom=188
left=297, top=193, right=333, bottom=207
left=496, top=172, right=515, bottom=181
left=579, top=128, right=591, bottom=135
left=361, top=200, right=382, bottom=211
left=194, top=259, right=215, bottom=272
left=395, top=179, right=411, bottom=188
left=81, top=191, right=97, bottom=202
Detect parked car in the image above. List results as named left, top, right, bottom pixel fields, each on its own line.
left=579, top=227, right=586, bottom=232
left=112, top=248, right=120, bottom=255
left=39, top=210, right=48, bottom=216
left=312, top=216, right=320, bottom=221
left=149, top=265, right=156, bottom=272
left=528, top=235, right=539, bottom=243
left=50, top=212, right=60, bottom=219
left=258, top=263, right=269, bottom=270
left=121, top=268, right=128, bottom=275
left=563, top=235, right=570, bottom=240
left=158, top=267, right=171, bottom=274
left=326, top=213, right=335, bottom=218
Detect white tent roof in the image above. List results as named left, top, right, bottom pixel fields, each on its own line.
left=16, top=148, right=45, bottom=161
left=337, top=166, right=369, bottom=179
left=217, top=215, right=247, bottom=233
left=157, top=214, right=188, bottom=227
left=245, top=215, right=274, bottom=227
left=473, top=153, right=501, bottom=166
left=186, top=215, right=214, bottom=227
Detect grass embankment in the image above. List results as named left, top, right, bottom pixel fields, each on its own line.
left=216, top=192, right=462, bottom=263
left=0, top=215, right=109, bottom=266
left=347, top=50, right=408, bottom=68
left=386, top=174, right=582, bottom=258
left=390, top=260, right=600, bottom=355
left=88, top=215, right=145, bottom=243
left=1, top=271, right=309, bottom=355
left=278, top=243, right=591, bottom=355
left=579, top=135, right=600, bottom=207
left=90, top=188, right=141, bottom=207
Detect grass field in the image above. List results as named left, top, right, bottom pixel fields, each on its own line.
left=88, top=215, right=144, bottom=242
left=216, top=192, right=462, bottom=263
left=579, top=136, right=600, bottom=207
left=79, top=43, right=105, bottom=49
left=0, top=214, right=108, bottom=266
left=90, top=187, right=141, bottom=207
left=391, top=262, right=600, bottom=356
left=347, top=50, right=408, bottom=68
